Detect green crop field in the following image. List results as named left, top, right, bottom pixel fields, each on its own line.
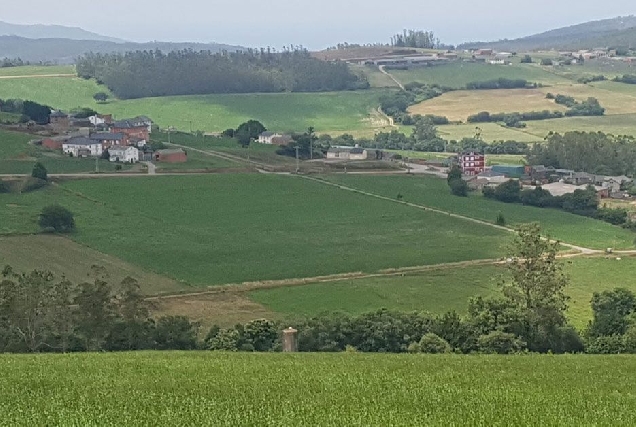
left=321, top=175, right=636, bottom=249
left=2, top=352, right=636, bottom=425
left=0, top=75, right=392, bottom=135
left=0, top=174, right=510, bottom=287
left=437, top=122, right=542, bottom=142
left=390, top=62, right=572, bottom=88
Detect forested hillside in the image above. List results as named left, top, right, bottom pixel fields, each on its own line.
left=76, top=49, right=369, bottom=99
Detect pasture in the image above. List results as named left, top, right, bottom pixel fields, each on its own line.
left=0, top=74, right=392, bottom=135
left=390, top=62, right=571, bottom=88
left=0, top=65, right=75, bottom=76
left=436, top=122, right=542, bottom=142
left=0, top=174, right=510, bottom=287
left=2, top=352, right=636, bottom=425
left=322, top=174, right=636, bottom=249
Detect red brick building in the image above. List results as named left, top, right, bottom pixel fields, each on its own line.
left=459, top=151, right=485, bottom=176
left=112, top=120, right=150, bottom=143
left=154, top=149, right=187, bottom=163
left=41, top=138, right=63, bottom=150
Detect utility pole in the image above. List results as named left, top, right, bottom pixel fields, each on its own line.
left=295, top=146, right=300, bottom=173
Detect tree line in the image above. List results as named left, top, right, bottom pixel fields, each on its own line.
left=0, top=98, right=52, bottom=124
left=3, top=225, right=635, bottom=354
left=390, top=30, right=439, bottom=49
left=76, top=49, right=369, bottom=99
left=613, top=74, right=636, bottom=85
left=528, top=132, right=636, bottom=176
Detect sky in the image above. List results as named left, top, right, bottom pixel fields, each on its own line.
left=2, top=0, right=635, bottom=49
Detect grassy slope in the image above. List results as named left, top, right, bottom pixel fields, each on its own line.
left=0, top=235, right=181, bottom=294
left=0, top=75, right=391, bottom=135
left=2, top=353, right=636, bottom=425
left=0, top=65, right=75, bottom=76
left=0, top=175, right=509, bottom=286
left=248, top=256, right=636, bottom=328
left=322, top=175, right=636, bottom=249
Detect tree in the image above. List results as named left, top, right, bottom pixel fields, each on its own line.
left=93, top=92, right=109, bottom=103
left=478, top=331, right=525, bottom=354
left=73, top=278, right=116, bottom=351
left=494, top=180, right=522, bottom=203
left=38, top=205, right=75, bottom=233
left=587, top=288, right=636, bottom=338
left=153, top=316, right=198, bottom=350
left=234, top=120, right=266, bottom=148
left=520, top=55, right=533, bottom=64
left=449, top=178, right=469, bottom=197
left=31, top=162, right=47, bottom=181
left=496, top=211, right=506, bottom=226
left=502, top=223, right=570, bottom=352
left=447, top=165, right=462, bottom=184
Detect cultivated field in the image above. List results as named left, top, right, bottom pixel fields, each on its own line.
left=436, top=122, right=543, bottom=142
left=2, top=352, right=636, bottom=425
left=321, top=174, right=636, bottom=249
left=0, top=175, right=510, bottom=287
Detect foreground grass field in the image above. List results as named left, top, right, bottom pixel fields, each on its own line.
left=2, top=352, right=636, bottom=425
left=322, top=175, right=636, bottom=249
left=0, top=175, right=510, bottom=286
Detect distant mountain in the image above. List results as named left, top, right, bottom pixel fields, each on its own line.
left=0, top=36, right=245, bottom=64
left=458, top=16, right=636, bottom=51
left=0, top=21, right=125, bottom=43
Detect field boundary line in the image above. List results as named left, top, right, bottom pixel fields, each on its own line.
left=379, top=66, right=405, bottom=91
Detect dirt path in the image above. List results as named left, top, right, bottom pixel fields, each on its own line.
left=379, top=65, right=405, bottom=91
left=0, top=74, right=75, bottom=79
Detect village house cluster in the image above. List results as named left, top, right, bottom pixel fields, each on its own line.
left=41, top=112, right=187, bottom=164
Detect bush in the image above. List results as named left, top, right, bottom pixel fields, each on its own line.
left=496, top=212, right=506, bottom=226
left=494, top=180, right=522, bottom=203
left=449, top=178, right=469, bottom=197
left=38, top=205, right=75, bottom=233
left=478, top=331, right=525, bottom=354
left=31, top=162, right=47, bottom=181
left=418, top=333, right=452, bottom=354
left=540, top=58, right=553, bottom=66
left=20, top=177, right=48, bottom=193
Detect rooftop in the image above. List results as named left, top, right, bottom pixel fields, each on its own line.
left=90, top=132, right=124, bottom=140
left=64, top=137, right=101, bottom=146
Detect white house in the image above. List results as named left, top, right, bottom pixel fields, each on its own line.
left=326, top=145, right=380, bottom=160
left=62, top=137, right=103, bottom=157
left=258, top=131, right=282, bottom=144
left=89, top=115, right=106, bottom=126
left=109, top=146, right=139, bottom=163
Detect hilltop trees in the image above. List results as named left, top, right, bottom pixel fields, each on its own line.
left=390, top=30, right=439, bottom=48
left=76, top=49, right=369, bottom=99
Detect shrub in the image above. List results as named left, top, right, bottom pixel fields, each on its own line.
left=449, top=178, right=469, bottom=197
left=478, top=331, right=525, bottom=354
left=38, top=205, right=75, bottom=233
left=496, top=212, right=506, bottom=226
left=418, top=333, right=452, bottom=354
left=20, top=177, right=48, bottom=193
left=31, top=162, right=47, bottom=181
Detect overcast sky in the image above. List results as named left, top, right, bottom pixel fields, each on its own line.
left=3, top=0, right=635, bottom=48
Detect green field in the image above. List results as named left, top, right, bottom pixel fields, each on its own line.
left=0, top=74, right=391, bottom=135
left=248, top=256, right=636, bottom=329
left=0, top=175, right=510, bottom=287
left=2, top=352, right=636, bottom=425
left=0, top=65, right=75, bottom=76
left=321, top=175, right=636, bottom=249
left=390, top=62, right=572, bottom=88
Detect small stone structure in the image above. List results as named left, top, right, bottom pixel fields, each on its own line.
left=282, top=327, right=298, bottom=352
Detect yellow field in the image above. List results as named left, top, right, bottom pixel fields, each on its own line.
left=409, top=89, right=568, bottom=121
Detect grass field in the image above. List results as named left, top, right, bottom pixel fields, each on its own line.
left=321, top=175, right=636, bottom=249
left=246, top=256, right=636, bottom=329
left=0, top=235, right=181, bottom=295
left=390, top=62, right=572, bottom=88
left=0, top=65, right=75, bottom=76
left=0, top=74, right=392, bottom=135
left=436, top=122, right=543, bottom=142
left=0, top=175, right=510, bottom=287
left=2, top=352, right=636, bottom=425
left=523, top=113, right=636, bottom=138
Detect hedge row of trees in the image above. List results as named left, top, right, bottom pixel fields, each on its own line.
left=482, top=181, right=635, bottom=229
left=3, top=224, right=636, bottom=354
left=76, top=49, right=369, bottom=99
left=527, top=132, right=636, bottom=176
left=465, top=78, right=534, bottom=90
left=0, top=98, right=51, bottom=124
left=613, top=74, right=636, bottom=85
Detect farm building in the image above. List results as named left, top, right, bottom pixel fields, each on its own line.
left=112, top=120, right=150, bottom=142
left=62, top=137, right=103, bottom=158
left=491, top=165, right=525, bottom=178
left=109, top=146, right=139, bottom=163
left=49, top=110, right=70, bottom=130
left=326, top=146, right=382, bottom=160
left=258, top=132, right=293, bottom=145
left=154, top=149, right=187, bottom=163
